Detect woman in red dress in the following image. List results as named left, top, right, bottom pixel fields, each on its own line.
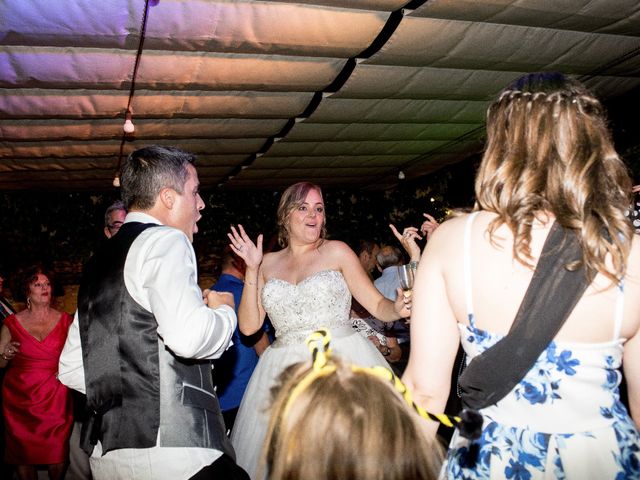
left=0, top=266, right=73, bottom=480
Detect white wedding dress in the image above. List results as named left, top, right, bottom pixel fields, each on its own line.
left=230, top=269, right=389, bottom=479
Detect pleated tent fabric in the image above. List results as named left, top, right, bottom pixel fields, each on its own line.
left=1, top=0, right=639, bottom=191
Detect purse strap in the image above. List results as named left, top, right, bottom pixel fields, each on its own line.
left=458, top=221, right=592, bottom=410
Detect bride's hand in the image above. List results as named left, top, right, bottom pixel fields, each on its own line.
left=394, top=287, right=412, bottom=319
left=228, top=224, right=263, bottom=270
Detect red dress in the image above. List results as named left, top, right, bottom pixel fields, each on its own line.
left=2, top=313, right=73, bottom=464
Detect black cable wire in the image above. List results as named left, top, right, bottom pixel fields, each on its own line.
left=115, top=0, right=151, bottom=186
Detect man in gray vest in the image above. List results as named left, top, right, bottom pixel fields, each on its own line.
left=59, top=146, right=248, bottom=479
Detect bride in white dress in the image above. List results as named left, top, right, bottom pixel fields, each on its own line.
left=227, top=182, right=411, bottom=478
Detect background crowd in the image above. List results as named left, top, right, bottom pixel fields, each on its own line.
left=0, top=72, right=639, bottom=480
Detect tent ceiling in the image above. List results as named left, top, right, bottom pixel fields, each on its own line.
left=1, top=0, right=639, bottom=191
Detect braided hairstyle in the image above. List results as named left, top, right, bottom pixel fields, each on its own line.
left=475, top=72, right=633, bottom=283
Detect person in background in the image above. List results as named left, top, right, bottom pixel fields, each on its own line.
left=404, top=72, right=640, bottom=478
left=355, top=239, right=380, bottom=279
left=58, top=145, right=247, bottom=480
left=65, top=201, right=128, bottom=480
left=0, top=273, right=15, bottom=321
left=384, top=215, right=440, bottom=375
left=0, top=265, right=73, bottom=480
left=227, top=181, right=411, bottom=478
left=211, top=247, right=270, bottom=433
left=103, top=200, right=127, bottom=238
left=0, top=272, right=14, bottom=479
left=349, top=239, right=402, bottom=361
left=260, top=329, right=442, bottom=480
left=371, top=245, right=410, bottom=374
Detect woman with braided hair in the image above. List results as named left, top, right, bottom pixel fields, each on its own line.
left=403, top=72, right=640, bottom=478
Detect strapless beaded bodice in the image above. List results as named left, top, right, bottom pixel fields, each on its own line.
left=261, top=270, right=352, bottom=346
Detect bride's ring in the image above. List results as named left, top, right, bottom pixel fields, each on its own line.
left=237, top=245, right=243, bottom=251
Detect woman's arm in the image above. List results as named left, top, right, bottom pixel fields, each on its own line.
left=337, top=242, right=409, bottom=322
left=0, top=324, right=19, bottom=368
left=623, top=236, right=640, bottom=428
left=229, top=224, right=268, bottom=335
left=402, top=222, right=462, bottom=437
left=624, top=332, right=640, bottom=428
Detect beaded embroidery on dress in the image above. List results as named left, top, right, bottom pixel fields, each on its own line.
left=231, top=270, right=389, bottom=479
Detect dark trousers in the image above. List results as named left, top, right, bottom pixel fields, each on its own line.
left=222, top=407, right=239, bottom=435
left=189, top=453, right=250, bottom=480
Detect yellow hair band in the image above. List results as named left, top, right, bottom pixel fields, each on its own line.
left=283, top=329, right=482, bottom=438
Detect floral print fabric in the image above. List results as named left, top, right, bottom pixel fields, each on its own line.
left=444, top=319, right=640, bottom=479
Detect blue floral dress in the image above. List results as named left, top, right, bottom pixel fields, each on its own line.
left=444, top=213, right=640, bottom=479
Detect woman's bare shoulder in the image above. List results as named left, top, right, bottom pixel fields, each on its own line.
left=428, top=212, right=474, bottom=242
left=319, top=239, right=357, bottom=261
left=626, top=235, right=640, bottom=282
left=321, top=239, right=351, bottom=252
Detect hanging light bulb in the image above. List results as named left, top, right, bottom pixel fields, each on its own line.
left=398, top=170, right=406, bottom=180
left=123, top=111, right=135, bottom=134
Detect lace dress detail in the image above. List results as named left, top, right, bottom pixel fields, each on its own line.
left=262, top=270, right=352, bottom=346
left=443, top=212, right=640, bottom=479
left=231, top=270, right=388, bottom=479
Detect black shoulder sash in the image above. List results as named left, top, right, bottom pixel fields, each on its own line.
left=458, top=222, right=592, bottom=410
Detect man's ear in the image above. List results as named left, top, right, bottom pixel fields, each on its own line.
left=159, top=187, right=175, bottom=209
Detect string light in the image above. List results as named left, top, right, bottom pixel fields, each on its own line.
left=123, top=111, right=135, bottom=134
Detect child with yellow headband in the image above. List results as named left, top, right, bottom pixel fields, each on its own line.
left=259, top=329, right=481, bottom=480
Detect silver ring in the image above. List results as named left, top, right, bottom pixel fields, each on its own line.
left=237, top=245, right=243, bottom=251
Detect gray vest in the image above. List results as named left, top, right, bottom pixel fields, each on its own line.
left=77, top=222, right=234, bottom=458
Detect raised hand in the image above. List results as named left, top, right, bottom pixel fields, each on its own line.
left=228, top=224, right=263, bottom=270
left=420, top=213, right=440, bottom=240
left=389, top=223, right=422, bottom=260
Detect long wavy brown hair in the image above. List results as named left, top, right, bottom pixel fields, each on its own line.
left=475, top=72, right=633, bottom=283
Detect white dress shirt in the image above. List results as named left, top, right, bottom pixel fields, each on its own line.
left=58, top=212, right=237, bottom=480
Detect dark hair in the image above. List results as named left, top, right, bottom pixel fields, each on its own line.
left=17, top=265, right=55, bottom=302
left=104, top=200, right=127, bottom=228
left=220, top=245, right=245, bottom=273
left=357, top=239, right=379, bottom=256
left=276, top=182, right=326, bottom=248
left=120, top=145, right=196, bottom=210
